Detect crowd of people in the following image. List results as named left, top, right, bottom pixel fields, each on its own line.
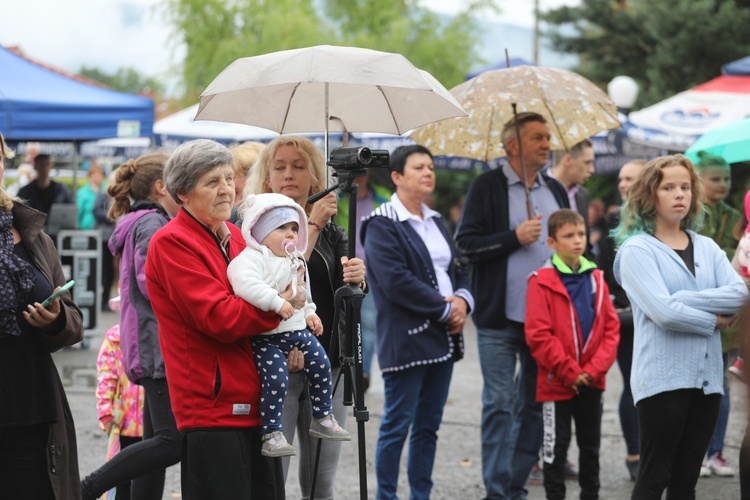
left=1, top=104, right=750, bottom=500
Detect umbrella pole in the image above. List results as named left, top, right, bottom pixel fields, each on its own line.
left=325, top=82, right=330, bottom=188
left=511, top=103, right=534, bottom=219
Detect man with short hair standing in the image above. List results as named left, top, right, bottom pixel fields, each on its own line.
left=455, top=112, right=569, bottom=499
left=548, top=139, right=595, bottom=224
left=17, top=154, right=73, bottom=215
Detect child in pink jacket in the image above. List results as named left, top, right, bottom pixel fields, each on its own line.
left=95, top=296, right=145, bottom=500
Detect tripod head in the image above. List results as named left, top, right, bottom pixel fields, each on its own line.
left=308, top=146, right=389, bottom=205
left=307, top=146, right=389, bottom=260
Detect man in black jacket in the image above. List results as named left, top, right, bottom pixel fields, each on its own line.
left=455, top=112, right=569, bottom=499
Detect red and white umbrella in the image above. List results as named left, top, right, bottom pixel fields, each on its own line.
left=626, top=75, right=750, bottom=151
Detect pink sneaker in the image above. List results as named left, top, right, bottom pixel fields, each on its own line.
left=706, top=452, right=735, bottom=477
left=729, top=358, right=745, bottom=383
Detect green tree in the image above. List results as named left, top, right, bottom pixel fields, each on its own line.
left=161, top=0, right=336, bottom=100
left=79, top=67, right=165, bottom=95
left=161, top=0, right=498, bottom=101
left=541, top=0, right=750, bottom=107
left=324, top=0, right=497, bottom=88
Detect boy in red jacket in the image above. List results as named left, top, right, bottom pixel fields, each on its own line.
left=525, top=209, right=620, bottom=500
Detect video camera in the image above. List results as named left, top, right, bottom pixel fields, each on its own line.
left=326, top=147, right=389, bottom=172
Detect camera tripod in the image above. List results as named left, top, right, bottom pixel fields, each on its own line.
left=307, top=157, right=374, bottom=500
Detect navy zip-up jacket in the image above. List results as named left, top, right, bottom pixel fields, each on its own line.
left=455, top=166, right=568, bottom=329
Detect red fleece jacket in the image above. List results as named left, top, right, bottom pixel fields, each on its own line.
left=145, top=209, right=279, bottom=430
left=525, top=266, right=620, bottom=402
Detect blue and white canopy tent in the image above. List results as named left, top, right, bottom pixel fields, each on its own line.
left=0, top=46, right=153, bottom=142
left=0, top=45, right=154, bottom=181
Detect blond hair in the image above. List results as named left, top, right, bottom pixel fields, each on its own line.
left=0, top=133, right=15, bottom=162
left=0, top=133, right=15, bottom=211
left=231, top=141, right=265, bottom=178
left=245, top=136, right=330, bottom=214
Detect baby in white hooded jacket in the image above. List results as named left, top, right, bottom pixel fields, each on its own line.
left=228, top=193, right=350, bottom=458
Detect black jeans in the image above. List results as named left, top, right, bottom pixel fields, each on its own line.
left=101, top=239, right=115, bottom=307
left=632, top=389, right=721, bottom=500
left=182, top=428, right=284, bottom=500
left=113, top=436, right=141, bottom=500
left=0, top=423, right=55, bottom=500
left=542, top=388, right=602, bottom=500
left=82, top=377, right=182, bottom=500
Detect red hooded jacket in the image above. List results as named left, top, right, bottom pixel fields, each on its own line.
left=525, top=263, right=620, bottom=402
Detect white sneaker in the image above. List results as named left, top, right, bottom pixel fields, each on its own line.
left=707, top=453, right=735, bottom=477
left=700, top=462, right=712, bottom=477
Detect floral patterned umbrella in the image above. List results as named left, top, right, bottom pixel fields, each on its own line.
left=410, top=66, right=620, bottom=161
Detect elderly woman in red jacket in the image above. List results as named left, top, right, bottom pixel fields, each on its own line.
left=145, top=139, right=304, bottom=500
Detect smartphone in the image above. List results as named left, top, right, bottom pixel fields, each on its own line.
left=40, top=280, right=75, bottom=308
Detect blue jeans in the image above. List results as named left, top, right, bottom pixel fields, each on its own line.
left=375, top=361, right=454, bottom=500
left=361, top=293, right=377, bottom=376
left=478, top=324, right=543, bottom=500
left=707, top=353, right=730, bottom=457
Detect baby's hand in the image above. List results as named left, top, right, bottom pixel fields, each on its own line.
left=279, top=301, right=295, bottom=320
left=307, top=314, right=323, bottom=336
left=279, top=286, right=293, bottom=300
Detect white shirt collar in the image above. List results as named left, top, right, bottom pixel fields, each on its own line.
left=390, top=192, right=440, bottom=222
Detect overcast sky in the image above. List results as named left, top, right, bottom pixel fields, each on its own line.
left=3, top=0, right=578, bottom=87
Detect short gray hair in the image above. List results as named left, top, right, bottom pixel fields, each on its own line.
left=164, top=139, right=233, bottom=204
left=500, top=112, right=547, bottom=149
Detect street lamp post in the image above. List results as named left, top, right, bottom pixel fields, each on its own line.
left=607, top=75, right=639, bottom=116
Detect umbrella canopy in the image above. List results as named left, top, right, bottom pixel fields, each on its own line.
left=464, top=57, right=533, bottom=81
left=723, top=55, right=750, bottom=76
left=154, top=103, right=279, bottom=148
left=626, top=75, right=750, bottom=151
left=196, top=45, right=467, bottom=138
left=409, top=66, right=620, bottom=161
left=684, top=116, right=750, bottom=164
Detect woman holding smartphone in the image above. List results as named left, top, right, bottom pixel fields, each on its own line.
left=0, top=133, right=84, bottom=499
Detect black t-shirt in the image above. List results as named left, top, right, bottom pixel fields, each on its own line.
left=0, top=242, right=57, bottom=427
left=308, top=250, right=338, bottom=366
left=37, top=183, right=57, bottom=216
left=673, top=235, right=696, bottom=276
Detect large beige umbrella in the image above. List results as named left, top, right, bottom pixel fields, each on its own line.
left=196, top=45, right=467, bottom=159
left=410, top=65, right=620, bottom=161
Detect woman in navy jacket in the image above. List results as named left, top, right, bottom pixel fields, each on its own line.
left=361, top=145, right=474, bottom=500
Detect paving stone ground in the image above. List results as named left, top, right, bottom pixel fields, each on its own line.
left=60, top=310, right=746, bottom=499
